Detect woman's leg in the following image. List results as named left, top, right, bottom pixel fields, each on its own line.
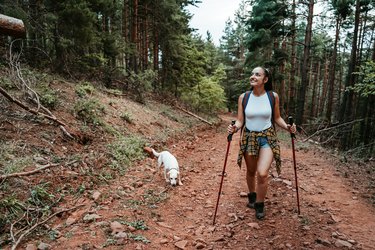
left=244, top=154, right=257, bottom=192
left=255, top=147, right=274, bottom=202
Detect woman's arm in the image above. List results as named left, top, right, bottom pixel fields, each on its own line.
left=228, top=93, right=245, bottom=134
left=273, top=92, right=296, bottom=133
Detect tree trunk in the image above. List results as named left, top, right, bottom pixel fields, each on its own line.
left=296, top=0, right=314, bottom=125
left=311, top=61, right=320, bottom=118
left=326, top=17, right=340, bottom=123
left=123, top=0, right=129, bottom=70
left=319, top=56, right=329, bottom=116
left=288, top=0, right=297, bottom=116
left=130, top=0, right=138, bottom=73
left=339, top=0, right=361, bottom=149
left=0, top=14, right=26, bottom=38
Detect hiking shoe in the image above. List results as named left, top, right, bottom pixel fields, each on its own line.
left=254, top=202, right=265, bottom=220
left=247, top=192, right=256, bottom=208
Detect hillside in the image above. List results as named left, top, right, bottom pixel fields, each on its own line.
left=1, top=75, right=374, bottom=250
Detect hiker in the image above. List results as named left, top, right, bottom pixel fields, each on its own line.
left=227, top=66, right=296, bottom=220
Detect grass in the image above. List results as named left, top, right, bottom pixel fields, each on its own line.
left=107, top=135, right=146, bottom=174
left=0, top=141, right=32, bottom=175
left=28, top=182, right=56, bottom=209
left=159, top=104, right=180, bottom=122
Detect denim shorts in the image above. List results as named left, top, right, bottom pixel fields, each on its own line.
left=257, top=137, right=270, bottom=148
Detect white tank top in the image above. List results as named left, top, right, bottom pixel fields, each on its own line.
left=244, top=92, right=272, bottom=132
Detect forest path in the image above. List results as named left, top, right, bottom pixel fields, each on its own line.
left=44, top=114, right=374, bottom=250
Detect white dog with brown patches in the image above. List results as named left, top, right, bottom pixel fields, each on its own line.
left=146, top=148, right=183, bottom=186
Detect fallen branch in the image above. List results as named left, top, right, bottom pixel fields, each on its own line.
left=101, top=87, right=127, bottom=97
left=29, top=97, right=74, bottom=139
left=11, top=204, right=84, bottom=250
left=0, top=163, right=59, bottom=180
left=0, top=160, right=78, bottom=180
left=0, top=86, right=67, bottom=127
left=175, top=106, right=212, bottom=125
left=303, top=119, right=364, bottom=142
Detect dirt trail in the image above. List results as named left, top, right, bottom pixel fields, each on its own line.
left=44, top=114, right=374, bottom=250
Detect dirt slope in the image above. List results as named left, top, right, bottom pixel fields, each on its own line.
left=33, top=115, right=375, bottom=250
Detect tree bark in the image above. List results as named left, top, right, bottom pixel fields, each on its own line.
left=296, top=0, right=314, bottom=125
left=288, top=0, right=297, bottom=116
left=326, top=17, right=340, bottom=123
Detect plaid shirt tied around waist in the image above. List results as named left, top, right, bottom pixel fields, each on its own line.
left=237, top=126, right=281, bottom=175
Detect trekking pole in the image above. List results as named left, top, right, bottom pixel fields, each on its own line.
left=288, top=116, right=300, bottom=215
left=213, top=120, right=236, bottom=225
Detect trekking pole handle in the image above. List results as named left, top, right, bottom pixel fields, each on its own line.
left=288, top=116, right=296, bottom=138
left=227, top=120, right=236, bottom=142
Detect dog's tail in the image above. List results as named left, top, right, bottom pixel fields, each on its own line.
left=151, top=148, right=160, bottom=157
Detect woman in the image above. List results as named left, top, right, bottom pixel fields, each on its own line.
left=228, top=66, right=296, bottom=220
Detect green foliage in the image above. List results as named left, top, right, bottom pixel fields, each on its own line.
left=38, top=85, right=59, bottom=109
left=0, top=141, right=31, bottom=175
left=107, top=135, right=146, bottom=173
left=120, top=112, right=133, bottom=124
left=181, top=67, right=227, bottom=113
left=122, top=220, right=149, bottom=230
left=246, top=0, right=288, bottom=51
left=75, top=82, right=96, bottom=97
left=128, top=233, right=150, bottom=243
left=74, top=53, right=107, bottom=75
left=350, top=61, right=375, bottom=97
left=127, top=69, right=157, bottom=102
left=0, top=77, right=14, bottom=89
left=0, top=195, right=24, bottom=219
left=142, top=188, right=169, bottom=207
left=73, top=98, right=105, bottom=125
left=28, top=183, right=55, bottom=207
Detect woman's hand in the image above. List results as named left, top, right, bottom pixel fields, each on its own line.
left=287, top=123, right=297, bottom=134
left=227, top=123, right=238, bottom=134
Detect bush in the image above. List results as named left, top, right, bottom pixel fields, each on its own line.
left=73, top=98, right=105, bottom=125
left=38, top=85, right=59, bottom=109
left=75, top=82, right=96, bottom=98
left=181, top=76, right=226, bottom=113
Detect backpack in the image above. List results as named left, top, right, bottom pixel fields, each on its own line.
left=241, top=90, right=275, bottom=133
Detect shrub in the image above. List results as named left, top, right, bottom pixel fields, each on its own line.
left=75, top=82, right=96, bottom=98
left=73, top=98, right=105, bottom=125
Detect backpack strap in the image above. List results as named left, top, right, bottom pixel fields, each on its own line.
left=266, top=91, right=276, bottom=128
left=241, top=91, right=252, bottom=131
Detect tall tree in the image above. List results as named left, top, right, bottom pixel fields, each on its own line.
left=295, top=0, right=314, bottom=125
left=326, top=0, right=353, bottom=123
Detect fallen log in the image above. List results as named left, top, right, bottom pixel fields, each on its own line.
left=176, top=106, right=212, bottom=125
left=0, top=14, right=26, bottom=38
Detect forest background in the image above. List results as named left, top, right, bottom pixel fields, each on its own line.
left=1, top=0, right=374, bottom=156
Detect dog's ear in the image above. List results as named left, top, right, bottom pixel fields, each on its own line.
left=143, top=146, right=154, bottom=158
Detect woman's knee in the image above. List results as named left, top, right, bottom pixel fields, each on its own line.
left=246, top=168, right=256, bottom=177
left=257, top=172, right=268, bottom=184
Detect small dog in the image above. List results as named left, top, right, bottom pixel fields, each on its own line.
left=144, top=147, right=183, bottom=186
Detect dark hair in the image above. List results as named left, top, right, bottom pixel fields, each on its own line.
left=262, top=67, right=273, bottom=91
